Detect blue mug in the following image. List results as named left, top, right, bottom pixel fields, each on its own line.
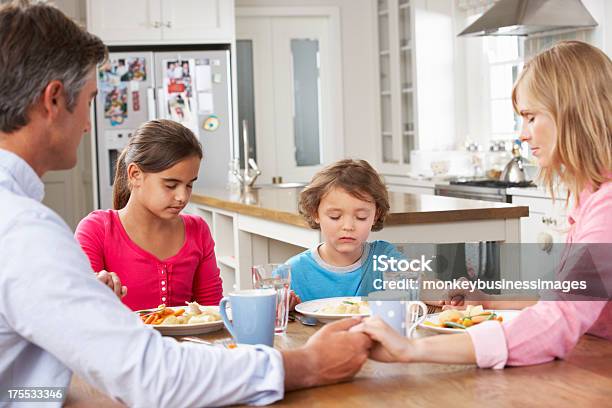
left=219, top=289, right=276, bottom=347
left=368, top=290, right=427, bottom=338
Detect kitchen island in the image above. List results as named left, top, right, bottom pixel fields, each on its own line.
left=186, top=187, right=528, bottom=293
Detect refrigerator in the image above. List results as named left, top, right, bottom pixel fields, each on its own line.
left=93, top=45, right=233, bottom=210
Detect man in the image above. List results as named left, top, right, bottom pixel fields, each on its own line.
left=0, top=2, right=371, bottom=406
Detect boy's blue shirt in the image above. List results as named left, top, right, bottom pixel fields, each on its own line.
left=287, top=240, right=405, bottom=302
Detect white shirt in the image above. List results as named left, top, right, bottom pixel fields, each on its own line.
left=0, top=149, right=284, bottom=407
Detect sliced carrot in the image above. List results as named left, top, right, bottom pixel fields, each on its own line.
left=174, top=309, right=185, bottom=316
left=144, top=314, right=157, bottom=324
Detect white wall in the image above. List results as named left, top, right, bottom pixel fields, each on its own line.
left=236, top=0, right=379, bottom=164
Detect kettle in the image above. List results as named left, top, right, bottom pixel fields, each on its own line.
left=500, top=140, right=528, bottom=183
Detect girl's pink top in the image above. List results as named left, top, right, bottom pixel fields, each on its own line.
left=467, top=181, right=612, bottom=368
left=75, top=210, right=223, bottom=311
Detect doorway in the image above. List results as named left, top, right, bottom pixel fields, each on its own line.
left=236, top=8, right=344, bottom=183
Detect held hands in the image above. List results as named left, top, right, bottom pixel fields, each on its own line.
left=284, top=317, right=372, bottom=390
left=350, top=316, right=415, bottom=363
left=96, top=270, right=128, bottom=299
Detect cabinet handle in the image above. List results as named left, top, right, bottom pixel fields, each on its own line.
left=165, top=21, right=172, bottom=28
left=152, top=21, right=161, bottom=28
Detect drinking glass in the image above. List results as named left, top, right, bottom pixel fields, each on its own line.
left=252, top=263, right=291, bottom=334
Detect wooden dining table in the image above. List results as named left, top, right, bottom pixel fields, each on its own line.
left=67, top=320, right=612, bottom=407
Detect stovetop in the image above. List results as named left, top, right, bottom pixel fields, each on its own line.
left=449, top=179, right=535, bottom=188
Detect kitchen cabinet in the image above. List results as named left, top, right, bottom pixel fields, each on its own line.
left=511, top=194, right=569, bottom=281
left=375, top=0, right=455, bottom=176
left=511, top=194, right=569, bottom=244
left=87, top=0, right=235, bottom=45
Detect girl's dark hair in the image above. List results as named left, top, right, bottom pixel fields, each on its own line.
left=112, top=119, right=203, bottom=209
left=299, top=159, right=390, bottom=231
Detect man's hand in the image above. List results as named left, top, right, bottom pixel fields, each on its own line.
left=282, top=317, right=372, bottom=390
left=96, top=270, right=127, bottom=299
left=350, top=316, right=414, bottom=363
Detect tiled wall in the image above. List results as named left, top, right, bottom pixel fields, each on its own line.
left=525, top=30, right=591, bottom=58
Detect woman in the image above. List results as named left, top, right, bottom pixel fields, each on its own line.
left=353, top=41, right=611, bottom=368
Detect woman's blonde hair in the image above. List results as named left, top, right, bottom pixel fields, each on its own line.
left=511, top=41, right=612, bottom=204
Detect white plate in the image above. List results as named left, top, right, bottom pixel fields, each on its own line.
left=418, top=310, right=520, bottom=334
left=295, top=297, right=370, bottom=324
left=137, top=306, right=226, bottom=336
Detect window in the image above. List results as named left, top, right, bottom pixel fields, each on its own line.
left=485, top=36, right=524, bottom=140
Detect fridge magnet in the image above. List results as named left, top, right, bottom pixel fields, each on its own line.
left=197, top=92, right=214, bottom=113
left=99, top=57, right=147, bottom=84
left=202, top=115, right=220, bottom=131
left=98, top=60, right=120, bottom=86
left=167, top=92, right=192, bottom=124
left=102, top=83, right=128, bottom=126
left=195, top=65, right=212, bottom=92
left=132, top=91, right=140, bottom=112
left=126, top=57, right=146, bottom=81
left=164, top=59, right=195, bottom=97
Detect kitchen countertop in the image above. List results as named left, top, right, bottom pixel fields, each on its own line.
left=507, top=186, right=568, bottom=200
left=190, top=187, right=529, bottom=228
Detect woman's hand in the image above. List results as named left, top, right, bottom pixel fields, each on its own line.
left=288, top=290, right=301, bottom=311
left=350, top=316, right=414, bottom=363
left=96, top=270, right=127, bottom=299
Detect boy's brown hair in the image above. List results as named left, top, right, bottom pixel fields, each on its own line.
left=299, top=159, right=390, bottom=231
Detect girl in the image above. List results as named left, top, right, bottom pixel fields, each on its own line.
left=76, top=119, right=223, bottom=311
left=353, top=41, right=611, bottom=368
left=287, top=159, right=405, bottom=303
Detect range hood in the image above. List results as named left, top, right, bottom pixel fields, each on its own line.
left=458, top=0, right=597, bottom=37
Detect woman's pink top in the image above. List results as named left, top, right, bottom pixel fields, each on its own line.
left=75, top=210, right=223, bottom=311
left=467, top=181, right=612, bottom=368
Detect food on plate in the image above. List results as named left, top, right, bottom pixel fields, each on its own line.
left=138, top=302, right=221, bottom=326
left=425, top=305, right=504, bottom=330
left=318, top=300, right=370, bottom=315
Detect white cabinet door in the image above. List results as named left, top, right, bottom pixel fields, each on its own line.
left=87, top=0, right=162, bottom=43
left=513, top=195, right=569, bottom=281
left=236, top=13, right=342, bottom=183
left=160, top=0, right=234, bottom=42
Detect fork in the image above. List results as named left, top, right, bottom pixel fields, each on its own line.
left=180, top=337, right=213, bottom=346
left=180, top=337, right=237, bottom=348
